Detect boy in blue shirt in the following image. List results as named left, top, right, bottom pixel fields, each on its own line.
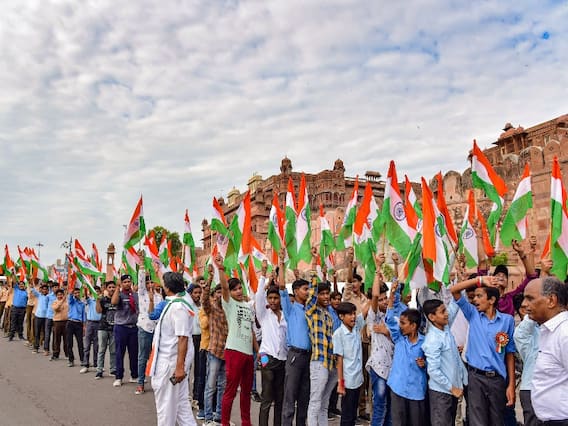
left=333, top=302, right=365, bottom=426
left=422, top=299, right=467, bottom=426
left=451, top=275, right=516, bottom=426
left=385, top=279, right=427, bottom=426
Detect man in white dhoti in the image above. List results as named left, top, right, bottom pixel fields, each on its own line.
left=148, top=272, right=197, bottom=426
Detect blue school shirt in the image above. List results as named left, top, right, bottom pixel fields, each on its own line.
left=456, top=296, right=515, bottom=379
left=46, top=291, right=57, bottom=319
left=328, top=306, right=342, bottom=332
left=385, top=307, right=427, bottom=400
left=85, top=297, right=102, bottom=321
left=422, top=301, right=468, bottom=395
left=68, top=295, right=86, bottom=322
left=12, top=286, right=28, bottom=308
left=280, top=290, right=310, bottom=350
left=31, top=288, right=49, bottom=318
left=149, top=300, right=167, bottom=320
left=333, top=315, right=365, bottom=389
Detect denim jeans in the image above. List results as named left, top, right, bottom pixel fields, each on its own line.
left=307, top=361, right=337, bottom=426
left=82, top=320, right=99, bottom=367
left=205, top=352, right=226, bottom=421
left=97, top=329, right=116, bottom=374
left=137, top=327, right=153, bottom=386
left=370, top=368, right=392, bottom=426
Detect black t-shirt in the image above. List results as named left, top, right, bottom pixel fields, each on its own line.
left=98, top=296, right=117, bottom=331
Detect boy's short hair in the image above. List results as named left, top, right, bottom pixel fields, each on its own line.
left=379, top=283, right=389, bottom=294
left=55, top=289, right=64, bottom=295
left=317, top=282, right=331, bottom=293
left=228, top=278, right=241, bottom=291
left=330, top=291, right=342, bottom=300
left=266, top=285, right=280, bottom=297
left=422, top=299, right=444, bottom=320
left=481, top=286, right=500, bottom=304
left=212, top=284, right=222, bottom=295
left=513, top=293, right=524, bottom=315
left=292, top=279, right=309, bottom=290
left=336, top=302, right=357, bottom=316
left=401, top=308, right=421, bottom=328
left=353, top=273, right=363, bottom=282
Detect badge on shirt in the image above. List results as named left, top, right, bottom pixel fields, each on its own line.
left=495, top=332, right=509, bottom=353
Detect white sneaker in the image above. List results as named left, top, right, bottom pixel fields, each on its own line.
left=79, top=367, right=89, bottom=374
left=128, top=377, right=138, bottom=383
left=113, top=379, right=122, bottom=387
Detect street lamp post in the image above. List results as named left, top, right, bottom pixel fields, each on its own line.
left=36, top=242, right=44, bottom=260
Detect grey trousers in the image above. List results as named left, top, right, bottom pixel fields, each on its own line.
left=466, top=370, right=506, bottom=426
left=96, top=329, right=116, bottom=374
left=429, top=389, right=457, bottom=426
left=390, top=390, right=427, bottom=426
left=83, top=320, right=99, bottom=367
left=520, top=390, right=541, bottom=426
left=282, top=349, right=311, bottom=426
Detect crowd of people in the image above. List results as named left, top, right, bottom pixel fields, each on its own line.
left=1, top=234, right=567, bottom=426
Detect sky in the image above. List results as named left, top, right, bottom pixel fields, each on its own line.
left=1, top=0, right=567, bottom=266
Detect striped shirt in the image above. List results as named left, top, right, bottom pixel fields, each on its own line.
left=306, top=277, right=335, bottom=370
left=202, top=287, right=228, bottom=360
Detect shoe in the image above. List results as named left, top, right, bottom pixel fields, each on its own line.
left=191, top=399, right=199, bottom=409
left=129, top=377, right=138, bottom=383
left=113, top=379, right=122, bottom=387
left=80, top=367, right=89, bottom=374
left=196, top=411, right=205, bottom=420
left=43, top=351, right=50, bottom=356
left=95, top=372, right=103, bottom=380
left=135, top=385, right=145, bottom=395
left=328, top=412, right=337, bottom=419
left=330, top=408, right=342, bottom=416
left=251, top=390, right=262, bottom=402
left=67, top=361, right=74, bottom=367
left=19, top=336, right=25, bottom=341
left=32, top=349, right=39, bottom=354
left=110, top=370, right=116, bottom=376
left=358, top=413, right=371, bottom=422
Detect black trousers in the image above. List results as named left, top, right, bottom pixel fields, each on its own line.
left=429, top=389, right=458, bottom=426
left=197, top=349, right=208, bottom=410
left=192, top=334, right=201, bottom=399
left=281, top=348, right=311, bottom=426
left=390, top=390, right=427, bottom=426
left=9, top=306, right=26, bottom=338
left=341, top=387, right=361, bottom=426
left=66, top=320, right=84, bottom=363
left=466, top=369, right=506, bottom=426
left=519, top=390, right=540, bottom=426
left=44, top=319, right=53, bottom=352
left=259, top=355, right=285, bottom=426
left=33, top=316, right=46, bottom=350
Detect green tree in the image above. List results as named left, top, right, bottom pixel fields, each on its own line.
left=491, top=252, right=508, bottom=266
left=150, top=226, right=182, bottom=258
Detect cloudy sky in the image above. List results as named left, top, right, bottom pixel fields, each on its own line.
left=1, top=0, right=566, bottom=265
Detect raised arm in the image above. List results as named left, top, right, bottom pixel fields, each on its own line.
left=370, top=253, right=386, bottom=313
left=213, top=255, right=229, bottom=303
left=111, top=279, right=121, bottom=306
left=201, top=268, right=213, bottom=315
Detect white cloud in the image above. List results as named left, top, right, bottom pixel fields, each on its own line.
left=0, top=0, right=567, bottom=264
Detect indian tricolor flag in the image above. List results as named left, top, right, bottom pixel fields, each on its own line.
left=3, top=245, right=15, bottom=276
left=382, top=161, right=412, bottom=258
left=404, top=175, right=421, bottom=239
left=211, top=197, right=229, bottom=236
left=550, top=156, right=568, bottom=280
left=500, top=163, right=533, bottom=247
left=284, top=178, right=298, bottom=268
left=124, top=195, right=146, bottom=249
left=459, top=190, right=478, bottom=268
left=122, top=247, right=141, bottom=279
left=319, top=205, right=336, bottom=271
left=436, top=172, right=458, bottom=246
left=336, top=176, right=358, bottom=250
left=421, top=178, right=450, bottom=284
left=267, top=193, right=285, bottom=264
left=471, top=140, right=507, bottom=245
left=183, top=210, right=197, bottom=271
left=211, top=197, right=234, bottom=266
left=296, top=174, right=312, bottom=264
left=354, top=182, right=378, bottom=288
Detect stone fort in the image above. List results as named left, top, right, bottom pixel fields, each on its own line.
left=198, top=113, right=568, bottom=286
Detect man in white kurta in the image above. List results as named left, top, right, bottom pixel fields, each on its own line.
left=149, top=272, right=196, bottom=426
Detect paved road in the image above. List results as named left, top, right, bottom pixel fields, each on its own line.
left=0, top=336, right=351, bottom=426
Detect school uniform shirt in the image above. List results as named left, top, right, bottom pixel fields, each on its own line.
left=12, top=286, right=28, bottom=308
left=333, top=315, right=365, bottom=389
left=342, top=281, right=369, bottom=343
left=68, top=295, right=86, bottom=322
left=255, top=282, right=287, bottom=361
left=366, top=307, right=394, bottom=380
left=280, top=289, right=310, bottom=350
left=531, top=311, right=568, bottom=421
left=421, top=301, right=468, bottom=395
left=456, top=296, right=516, bottom=380
left=222, top=296, right=254, bottom=355
left=46, top=291, right=57, bottom=320
left=85, top=298, right=102, bottom=321
left=114, top=291, right=139, bottom=326
left=385, top=307, right=427, bottom=401
left=31, top=288, right=49, bottom=319
left=513, top=314, right=540, bottom=391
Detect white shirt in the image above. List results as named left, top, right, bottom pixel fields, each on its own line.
left=255, top=279, right=287, bottom=360
left=137, top=275, right=163, bottom=333
left=531, top=310, right=568, bottom=421
left=365, top=307, right=394, bottom=379
left=154, top=297, right=194, bottom=369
